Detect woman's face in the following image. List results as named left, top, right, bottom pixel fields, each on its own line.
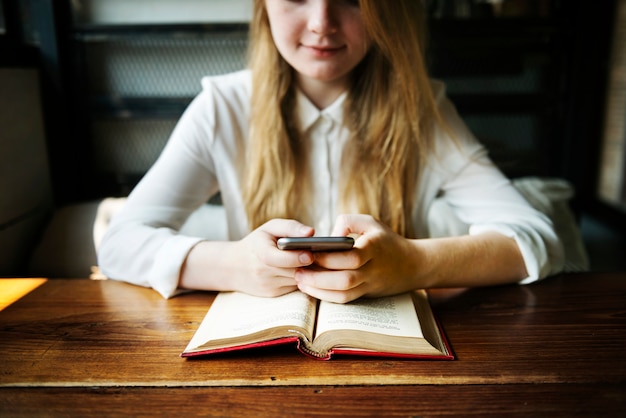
left=265, top=0, right=371, bottom=96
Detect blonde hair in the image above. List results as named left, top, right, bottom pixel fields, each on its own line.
left=243, top=0, right=441, bottom=237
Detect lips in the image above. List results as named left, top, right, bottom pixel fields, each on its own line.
left=303, top=44, right=345, bottom=57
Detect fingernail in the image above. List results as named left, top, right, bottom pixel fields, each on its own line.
left=299, top=252, right=313, bottom=264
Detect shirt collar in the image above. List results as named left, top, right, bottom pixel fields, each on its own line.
left=296, top=89, right=348, bottom=132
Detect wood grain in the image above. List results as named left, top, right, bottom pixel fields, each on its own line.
left=1, top=384, right=625, bottom=417
left=1, top=272, right=625, bottom=415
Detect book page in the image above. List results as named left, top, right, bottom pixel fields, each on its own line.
left=186, top=290, right=317, bottom=350
left=315, top=293, right=424, bottom=339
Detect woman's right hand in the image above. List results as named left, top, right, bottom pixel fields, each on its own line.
left=179, top=219, right=316, bottom=297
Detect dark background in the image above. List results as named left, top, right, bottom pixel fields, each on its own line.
left=1, top=0, right=624, bottom=274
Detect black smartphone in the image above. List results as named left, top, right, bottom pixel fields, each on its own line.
left=277, top=236, right=354, bottom=252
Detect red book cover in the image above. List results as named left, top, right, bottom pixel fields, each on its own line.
left=181, top=291, right=454, bottom=361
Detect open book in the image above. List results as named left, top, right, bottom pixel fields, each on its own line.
left=182, top=290, right=453, bottom=360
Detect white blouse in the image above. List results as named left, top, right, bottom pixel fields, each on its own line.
left=98, top=70, right=564, bottom=298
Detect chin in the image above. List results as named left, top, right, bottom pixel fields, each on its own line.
left=304, top=70, right=348, bottom=83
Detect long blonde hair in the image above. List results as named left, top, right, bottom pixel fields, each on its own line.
left=243, top=0, right=440, bottom=237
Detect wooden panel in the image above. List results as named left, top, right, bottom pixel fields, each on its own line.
left=0, top=274, right=625, bottom=388
left=1, top=384, right=625, bottom=417
left=1, top=273, right=625, bottom=416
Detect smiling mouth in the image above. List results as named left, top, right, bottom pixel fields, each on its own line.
left=304, top=45, right=345, bottom=57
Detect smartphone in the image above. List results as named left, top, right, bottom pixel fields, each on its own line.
left=277, top=236, right=354, bottom=252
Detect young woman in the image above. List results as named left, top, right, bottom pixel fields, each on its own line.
left=98, top=0, right=564, bottom=301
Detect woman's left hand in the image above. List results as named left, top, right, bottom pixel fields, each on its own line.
left=294, top=214, right=424, bottom=303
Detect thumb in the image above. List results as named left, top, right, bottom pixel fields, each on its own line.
left=331, top=214, right=377, bottom=237
left=260, top=218, right=315, bottom=239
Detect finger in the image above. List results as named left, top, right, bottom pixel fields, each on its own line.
left=262, top=246, right=315, bottom=269
left=248, top=268, right=299, bottom=297
left=295, top=267, right=364, bottom=292
left=265, top=219, right=315, bottom=267
left=260, top=218, right=315, bottom=239
left=271, top=267, right=299, bottom=281
left=297, top=281, right=366, bottom=304
left=331, top=214, right=376, bottom=238
left=254, top=283, right=299, bottom=298
left=253, top=219, right=316, bottom=268
left=313, top=248, right=366, bottom=271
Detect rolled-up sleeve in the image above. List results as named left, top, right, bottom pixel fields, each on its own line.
left=422, top=82, right=565, bottom=283
left=98, top=80, right=223, bottom=298
left=98, top=71, right=253, bottom=298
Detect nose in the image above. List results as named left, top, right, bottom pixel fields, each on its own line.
left=308, top=1, right=337, bottom=35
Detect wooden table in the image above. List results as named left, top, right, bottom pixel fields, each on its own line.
left=1, top=272, right=625, bottom=416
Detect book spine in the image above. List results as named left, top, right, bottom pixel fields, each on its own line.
left=294, top=339, right=331, bottom=361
